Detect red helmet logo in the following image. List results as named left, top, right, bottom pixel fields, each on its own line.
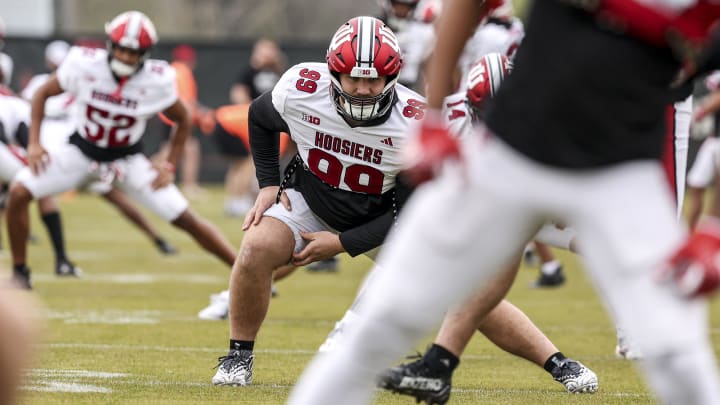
left=466, top=53, right=512, bottom=111
left=105, top=11, right=158, bottom=51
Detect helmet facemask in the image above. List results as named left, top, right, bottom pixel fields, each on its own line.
left=329, top=72, right=398, bottom=122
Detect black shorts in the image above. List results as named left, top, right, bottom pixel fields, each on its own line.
left=213, top=123, right=249, bottom=158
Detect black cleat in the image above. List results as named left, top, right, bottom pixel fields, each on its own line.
left=56, top=260, right=82, bottom=277
left=155, top=239, right=178, bottom=255
left=531, top=266, right=565, bottom=288
left=378, top=355, right=451, bottom=405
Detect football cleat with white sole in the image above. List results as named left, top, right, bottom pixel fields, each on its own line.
left=198, top=290, right=229, bottom=320
left=551, top=359, right=599, bottom=393
left=377, top=355, right=451, bottom=405
left=212, top=349, right=254, bottom=386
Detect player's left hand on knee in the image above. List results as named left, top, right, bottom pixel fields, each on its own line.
left=402, top=110, right=462, bottom=185
left=661, top=218, right=720, bottom=298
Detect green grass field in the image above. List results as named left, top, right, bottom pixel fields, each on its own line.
left=7, top=186, right=719, bottom=404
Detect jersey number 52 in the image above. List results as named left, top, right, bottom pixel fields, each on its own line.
left=84, top=105, right=137, bottom=147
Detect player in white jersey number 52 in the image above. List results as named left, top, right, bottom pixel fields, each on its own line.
left=6, top=11, right=238, bottom=289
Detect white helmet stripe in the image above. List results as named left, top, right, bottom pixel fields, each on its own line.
left=355, top=16, right=375, bottom=68
left=124, top=11, right=142, bottom=43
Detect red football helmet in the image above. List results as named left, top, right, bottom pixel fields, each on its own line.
left=326, top=16, right=403, bottom=122
left=465, top=53, right=512, bottom=119
left=105, top=11, right=157, bottom=52
left=105, top=11, right=158, bottom=76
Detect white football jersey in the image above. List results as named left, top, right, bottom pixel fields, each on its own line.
left=0, top=95, right=30, bottom=144
left=443, top=91, right=473, bottom=139
left=22, top=73, right=77, bottom=120
left=56, top=46, right=177, bottom=148
left=459, top=17, right=524, bottom=89
left=272, top=62, right=425, bottom=195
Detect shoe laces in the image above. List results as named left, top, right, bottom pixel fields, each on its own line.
left=215, top=350, right=253, bottom=373
left=396, top=353, right=436, bottom=376
left=552, top=360, right=584, bottom=380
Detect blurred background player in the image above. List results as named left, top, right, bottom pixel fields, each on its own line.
left=378, top=0, right=436, bottom=92
left=686, top=73, right=720, bottom=230
left=0, top=16, right=14, bottom=96
left=466, top=0, right=566, bottom=287
left=0, top=94, right=81, bottom=283
left=7, top=10, right=238, bottom=289
left=230, top=38, right=285, bottom=104
left=21, top=39, right=178, bottom=256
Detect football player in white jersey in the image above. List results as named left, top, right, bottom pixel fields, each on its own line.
left=0, top=94, right=84, bottom=280
left=6, top=11, right=238, bottom=289
left=21, top=39, right=178, bottom=256
left=379, top=0, right=436, bottom=91
left=212, top=16, right=419, bottom=387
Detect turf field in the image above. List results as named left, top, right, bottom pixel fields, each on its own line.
left=8, top=186, right=719, bottom=404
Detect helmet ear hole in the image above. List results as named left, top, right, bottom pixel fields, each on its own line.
left=326, top=16, right=403, bottom=122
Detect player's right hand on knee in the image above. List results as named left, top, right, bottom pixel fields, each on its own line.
left=662, top=218, right=720, bottom=298
left=26, top=142, right=49, bottom=175
left=402, top=110, right=461, bottom=185
left=242, top=186, right=290, bottom=230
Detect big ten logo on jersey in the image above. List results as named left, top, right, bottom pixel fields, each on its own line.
left=403, top=98, right=426, bottom=120
left=301, top=112, right=321, bottom=125
left=310, top=131, right=385, bottom=194
left=296, top=68, right=321, bottom=94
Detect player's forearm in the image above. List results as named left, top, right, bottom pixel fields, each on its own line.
left=29, top=91, right=47, bottom=147
left=339, top=211, right=394, bottom=257
left=167, top=113, right=191, bottom=166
